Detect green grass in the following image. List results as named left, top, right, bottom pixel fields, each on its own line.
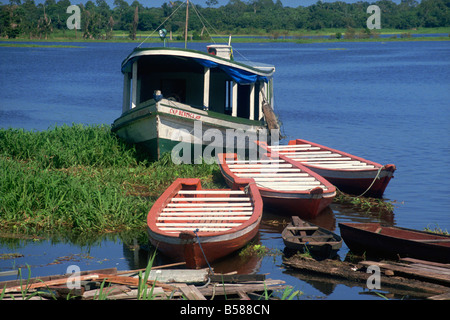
left=2, top=27, right=448, bottom=44
left=0, top=124, right=223, bottom=239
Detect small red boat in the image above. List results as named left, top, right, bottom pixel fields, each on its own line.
left=258, top=139, right=396, bottom=197
left=339, top=222, right=450, bottom=263
left=147, top=178, right=263, bottom=269
left=217, top=153, right=336, bottom=218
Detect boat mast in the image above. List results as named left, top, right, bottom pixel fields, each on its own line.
left=184, top=0, right=189, bottom=48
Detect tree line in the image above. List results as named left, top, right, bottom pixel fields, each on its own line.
left=1, top=0, right=449, bottom=40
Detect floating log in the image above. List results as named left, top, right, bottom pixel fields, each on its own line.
left=283, top=255, right=450, bottom=297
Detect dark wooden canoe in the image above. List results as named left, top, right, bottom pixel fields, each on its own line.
left=339, top=222, right=450, bottom=263
left=282, top=216, right=342, bottom=257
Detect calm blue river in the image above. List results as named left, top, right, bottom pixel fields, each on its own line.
left=0, top=40, right=449, bottom=300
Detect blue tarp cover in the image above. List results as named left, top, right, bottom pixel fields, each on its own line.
left=193, top=58, right=268, bottom=85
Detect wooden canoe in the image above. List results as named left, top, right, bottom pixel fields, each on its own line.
left=258, top=139, right=396, bottom=197
left=147, top=178, right=263, bottom=269
left=282, top=216, right=342, bottom=257
left=217, top=153, right=336, bottom=218
left=339, top=222, right=450, bottom=263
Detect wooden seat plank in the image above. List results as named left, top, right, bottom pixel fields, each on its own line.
left=171, top=197, right=251, bottom=202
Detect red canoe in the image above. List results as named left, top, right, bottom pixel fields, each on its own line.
left=258, top=139, right=396, bottom=197
left=217, top=153, right=336, bottom=218
left=147, top=178, right=263, bottom=269
left=339, top=222, right=450, bottom=263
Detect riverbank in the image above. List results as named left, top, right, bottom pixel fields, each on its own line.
left=0, top=124, right=224, bottom=241
left=0, top=124, right=397, bottom=242
left=1, top=27, right=448, bottom=44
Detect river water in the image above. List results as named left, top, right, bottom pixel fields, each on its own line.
left=0, top=40, right=449, bottom=300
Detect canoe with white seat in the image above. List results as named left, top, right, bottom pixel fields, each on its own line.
left=217, top=153, right=336, bottom=218
left=147, top=178, right=263, bottom=269
left=258, top=139, right=396, bottom=197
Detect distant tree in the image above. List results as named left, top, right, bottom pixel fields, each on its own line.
left=206, top=0, right=218, bottom=7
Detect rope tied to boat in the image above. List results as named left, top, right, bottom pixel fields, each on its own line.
left=193, top=228, right=214, bottom=275
left=356, top=165, right=384, bottom=197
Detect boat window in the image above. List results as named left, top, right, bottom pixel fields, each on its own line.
left=161, top=79, right=186, bottom=103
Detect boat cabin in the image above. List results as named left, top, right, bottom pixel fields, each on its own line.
left=120, top=45, right=275, bottom=122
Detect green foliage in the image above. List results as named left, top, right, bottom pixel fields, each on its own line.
left=0, top=124, right=223, bottom=239
left=0, top=0, right=449, bottom=40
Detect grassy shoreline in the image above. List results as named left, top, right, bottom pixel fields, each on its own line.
left=0, top=124, right=224, bottom=240
left=1, top=27, right=448, bottom=44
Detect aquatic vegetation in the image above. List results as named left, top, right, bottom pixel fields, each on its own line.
left=333, top=191, right=395, bottom=214
left=424, top=224, right=449, bottom=235
left=0, top=124, right=223, bottom=239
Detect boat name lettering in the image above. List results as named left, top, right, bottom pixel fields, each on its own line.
left=169, top=108, right=201, bottom=120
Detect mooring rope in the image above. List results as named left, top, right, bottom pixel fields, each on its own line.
left=193, top=228, right=214, bottom=275
left=355, top=165, right=384, bottom=197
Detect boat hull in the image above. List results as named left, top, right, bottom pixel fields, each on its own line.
left=304, top=166, right=396, bottom=198
left=218, top=153, right=336, bottom=218
left=147, top=178, right=263, bottom=269
left=339, top=222, right=450, bottom=263
left=112, top=99, right=269, bottom=161
left=253, top=189, right=333, bottom=219
left=147, top=218, right=261, bottom=269
left=260, top=139, right=396, bottom=197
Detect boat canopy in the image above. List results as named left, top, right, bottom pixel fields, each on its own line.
left=121, top=47, right=275, bottom=86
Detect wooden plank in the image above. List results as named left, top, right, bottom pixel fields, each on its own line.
left=286, top=226, right=319, bottom=231
left=166, top=203, right=252, bottom=208
left=0, top=268, right=117, bottom=291
left=228, top=164, right=292, bottom=168
left=400, top=258, right=450, bottom=269
left=230, top=168, right=302, bottom=172
left=0, top=274, right=103, bottom=294
left=236, top=173, right=309, bottom=178
left=161, top=211, right=253, bottom=216
left=226, top=159, right=283, bottom=164
left=300, top=157, right=352, bottom=162
left=145, top=269, right=210, bottom=283
left=259, top=185, right=325, bottom=191
left=171, top=197, right=251, bottom=202
left=82, top=285, right=131, bottom=300
left=278, top=151, right=332, bottom=155
left=179, top=284, right=207, bottom=300
left=237, top=290, right=251, bottom=300
left=271, top=146, right=319, bottom=150
left=257, top=181, right=320, bottom=185
left=251, top=177, right=316, bottom=181
left=158, top=216, right=250, bottom=221
left=304, top=161, right=363, bottom=165
left=0, top=270, right=18, bottom=277
left=209, top=274, right=266, bottom=283
left=427, top=292, right=450, bottom=300
left=360, top=261, right=450, bottom=286
left=159, top=227, right=231, bottom=232
left=156, top=222, right=241, bottom=227
left=177, top=190, right=245, bottom=195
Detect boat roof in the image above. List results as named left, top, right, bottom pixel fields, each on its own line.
left=121, top=46, right=275, bottom=85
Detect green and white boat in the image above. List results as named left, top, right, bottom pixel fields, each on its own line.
left=111, top=43, right=277, bottom=161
